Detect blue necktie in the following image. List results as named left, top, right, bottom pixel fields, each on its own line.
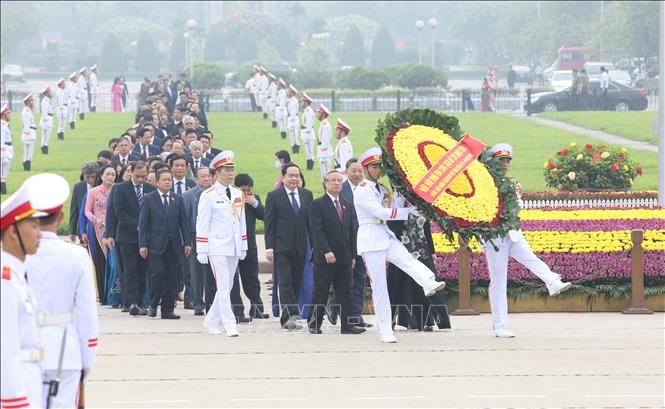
left=135, top=184, right=142, bottom=204
left=176, top=181, right=183, bottom=195
left=290, top=191, right=299, bottom=214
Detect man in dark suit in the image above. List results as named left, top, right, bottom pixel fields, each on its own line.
left=69, top=161, right=100, bottom=243
left=133, top=128, right=160, bottom=159
left=231, top=173, right=269, bottom=320
left=113, top=161, right=155, bottom=316
left=199, top=133, right=221, bottom=160
left=168, top=154, right=195, bottom=195
left=139, top=167, right=191, bottom=319
left=307, top=170, right=365, bottom=335
left=186, top=140, right=211, bottom=172
left=264, top=162, right=313, bottom=330
left=111, top=136, right=141, bottom=168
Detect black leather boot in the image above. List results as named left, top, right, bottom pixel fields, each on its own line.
left=41, top=146, right=48, bottom=154
left=294, top=145, right=300, bottom=154
left=70, top=121, right=75, bottom=129
left=263, top=113, right=268, bottom=119
left=272, top=121, right=277, bottom=128
left=280, top=131, right=287, bottom=139
left=306, top=159, right=314, bottom=170
left=26, top=160, right=31, bottom=171
left=57, top=132, right=64, bottom=140
left=79, top=112, right=85, bottom=120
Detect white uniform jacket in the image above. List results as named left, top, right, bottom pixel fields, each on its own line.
left=196, top=182, right=248, bottom=257
left=334, top=137, right=353, bottom=171
left=1, top=251, right=42, bottom=409
left=301, top=106, right=315, bottom=139
left=317, top=119, right=333, bottom=159
left=40, top=96, right=53, bottom=128
left=66, top=81, right=79, bottom=106
left=286, top=96, right=299, bottom=126
left=89, top=73, right=99, bottom=95
left=21, top=107, right=36, bottom=142
left=353, top=179, right=411, bottom=253
left=55, top=88, right=68, bottom=113
left=25, top=232, right=99, bottom=379
left=1, top=119, right=13, bottom=160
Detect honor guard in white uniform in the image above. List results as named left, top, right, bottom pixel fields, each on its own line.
left=196, top=151, right=248, bottom=337
left=266, top=73, right=278, bottom=127
left=246, top=65, right=259, bottom=112
left=89, top=65, right=99, bottom=112
left=333, top=118, right=353, bottom=173
left=482, top=144, right=573, bottom=338
left=77, top=67, right=88, bottom=121
left=257, top=67, right=269, bottom=119
left=24, top=173, right=99, bottom=409
left=39, top=86, right=54, bottom=155
left=21, top=94, right=37, bottom=172
left=286, top=85, right=300, bottom=154
left=316, top=104, right=333, bottom=179
left=300, top=93, right=315, bottom=170
left=55, top=78, right=67, bottom=140
left=1, top=105, right=13, bottom=195
left=66, top=72, right=79, bottom=130
left=1, top=181, right=46, bottom=409
left=275, top=78, right=288, bottom=138
left=353, top=148, right=446, bottom=343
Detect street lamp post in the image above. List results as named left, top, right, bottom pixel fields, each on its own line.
left=183, top=32, right=190, bottom=76
left=186, top=19, right=197, bottom=80
left=428, top=18, right=438, bottom=69
left=415, top=20, right=424, bottom=65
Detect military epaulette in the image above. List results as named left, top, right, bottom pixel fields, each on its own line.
left=203, top=186, right=215, bottom=193
left=2, top=266, right=11, bottom=281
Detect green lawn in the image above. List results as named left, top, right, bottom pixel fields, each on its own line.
left=3, top=111, right=660, bottom=234
left=539, top=111, right=660, bottom=144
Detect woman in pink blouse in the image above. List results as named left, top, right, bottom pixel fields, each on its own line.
left=111, top=77, right=123, bottom=113
left=85, top=164, right=117, bottom=303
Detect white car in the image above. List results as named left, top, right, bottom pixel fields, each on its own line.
left=607, top=70, right=632, bottom=87
left=1, top=64, right=25, bottom=82
left=585, top=62, right=615, bottom=79
left=549, top=70, right=573, bottom=91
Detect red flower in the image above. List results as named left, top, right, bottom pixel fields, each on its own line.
left=636, top=166, right=643, bottom=175
left=618, top=151, right=625, bottom=159
left=584, top=144, right=593, bottom=151
left=610, top=163, right=619, bottom=172
left=592, top=150, right=601, bottom=161
left=556, top=164, right=561, bottom=169
left=558, top=149, right=568, bottom=156
left=546, top=162, right=554, bottom=169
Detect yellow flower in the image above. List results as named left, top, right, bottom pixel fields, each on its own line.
left=567, top=172, right=576, bottom=180
left=569, top=142, right=577, bottom=148
left=623, top=165, right=628, bottom=171
left=576, top=154, right=583, bottom=160
left=601, top=151, right=610, bottom=159
left=620, top=147, right=628, bottom=152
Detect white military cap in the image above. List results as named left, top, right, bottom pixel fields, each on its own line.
left=41, top=85, right=51, bottom=94
left=23, top=93, right=33, bottom=103
left=68, top=71, right=77, bottom=80
left=317, top=104, right=330, bottom=116
left=359, top=147, right=383, bottom=167
left=336, top=118, right=351, bottom=133
left=24, top=173, right=71, bottom=216
left=301, top=93, right=312, bottom=103
left=268, top=73, right=277, bottom=81
left=288, top=84, right=298, bottom=94
left=1, top=182, right=45, bottom=232
left=1, top=104, right=10, bottom=115
left=277, top=78, right=286, bottom=87
left=91, top=64, right=98, bottom=71
left=79, top=66, right=87, bottom=74
left=490, top=143, right=513, bottom=159
left=56, top=78, right=65, bottom=86
left=210, top=150, right=235, bottom=170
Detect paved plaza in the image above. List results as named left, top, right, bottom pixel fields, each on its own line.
left=86, top=282, right=664, bottom=408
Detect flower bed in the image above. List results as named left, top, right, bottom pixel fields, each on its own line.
left=431, top=207, right=665, bottom=301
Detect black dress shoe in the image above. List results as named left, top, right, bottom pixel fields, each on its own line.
left=161, top=313, right=181, bottom=319
left=308, top=327, right=322, bottom=334
left=148, top=307, right=157, bottom=317
left=341, top=326, right=366, bottom=335
left=327, top=313, right=338, bottom=325
left=236, top=316, right=252, bottom=323
left=194, top=309, right=204, bottom=316
left=184, top=303, right=194, bottom=310
left=358, top=321, right=374, bottom=328
left=250, top=312, right=269, bottom=319
left=129, top=304, right=139, bottom=316
left=135, top=307, right=148, bottom=316
left=121, top=306, right=130, bottom=313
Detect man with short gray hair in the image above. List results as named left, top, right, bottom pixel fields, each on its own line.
left=69, top=161, right=101, bottom=243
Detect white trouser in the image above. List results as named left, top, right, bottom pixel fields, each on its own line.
left=79, top=95, right=88, bottom=114
left=267, top=99, right=275, bottom=119
left=319, top=157, right=331, bottom=179
left=484, top=233, right=560, bottom=330
left=90, top=91, right=98, bottom=109
left=302, top=130, right=314, bottom=160
left=287, top=120, right=299, bottom=146
left=42, top=369, right=80, bottom=409
left=22, top=140, right=35, bottom=161
left=206, top=255, right=240, bottom=332
left=1, top=148, right=12, bottom=182
left=361, top=239, right=436, bottom=336
left=68, top=100, right=79, bottom=123
left=275, top=107, right=286, bottom=131
left=41, top=125, right=52, bottom=147
left=57, top=108, right=67, bottom=133
left=259, top=92, right=267, bottom=112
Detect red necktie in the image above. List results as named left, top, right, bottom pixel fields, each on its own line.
left=334, top=198, right=343, bottom=221
left=144, top=146, right=149, bottom=157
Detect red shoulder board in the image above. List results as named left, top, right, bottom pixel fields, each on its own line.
left=2, top=266, right=11, bottom=280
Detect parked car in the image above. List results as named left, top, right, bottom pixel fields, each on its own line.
left=1, top=64, right=25, bottom=82
left=584, top=61, right=615, bottom=79
left=549, top=70, right=573, bottom=91
left=512, top=65, right=533, bottom=84
left=526, top=79, right=648, bottom=113
left=607, top=70, right=632, bottom=87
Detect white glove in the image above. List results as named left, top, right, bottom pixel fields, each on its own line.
left=240, top=250, right=247, bottom=261
left=197, top=253, right=209, bottom=264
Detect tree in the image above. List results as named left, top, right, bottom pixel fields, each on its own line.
left=271, top=25, right=295, bottom=61
left=369, top=26, right=395, bottom=68
left=389, top=63, right=447, bottom=89
left=340, top=25, right=365, bottom=66
left=286, top=2, right=306, bottom=43
left=257, top=39, right=281, bottom=66
left=297, top=41, right=331, bottom=69
left=100, top=32, right=126, bottom=72
left=169, top=33, right=186, bottom=72
left=191, top=62, right=225, bottom=89
left=134, top=32, right=160, bottom=73
left=336, top=66, right=388, bottom=90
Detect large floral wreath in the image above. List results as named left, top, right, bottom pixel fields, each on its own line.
left=375, top=109, right=520, bottom=244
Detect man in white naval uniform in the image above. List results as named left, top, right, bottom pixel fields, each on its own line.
left=39, top=85, right=54, bottom=155
left=266, top=73, right=278, bottom=128
left=55, top=78, right=67, bottom=140
left=353, top=147, right=445, bottom=343
left=333, top=118, right=353, bottom=173
left=66, top=72, right=79, bottom=130
left=1, top=104, right=13, bottom=195
left=316, top=104, right=333, bottom=180
left=21, top=94, right=37, bottom=172
left=89, top=65, right=99, bottom=112
left=257, top=67, right=269, bottom=120
left=286, top=84, right=300, bottom=154
left=300, top=93, right=315, bottom=170
left=196, top=151, right=248, bottom=337
left=77, top=67, right=88, bottom=120
left=24, top=173, right=99, bottom=409
left=1, top=180, right=45, bottom=409
left=275, top=78, right=288, bottom=139
left=482, top=143, right=573, bottom=338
